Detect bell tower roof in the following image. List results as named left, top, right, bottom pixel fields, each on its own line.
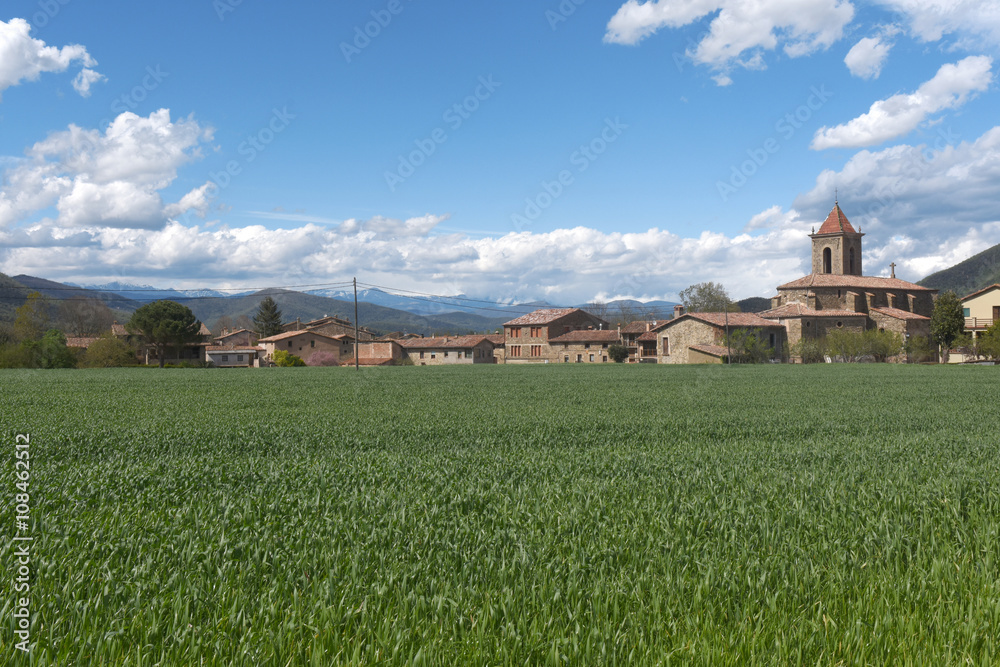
left=815, top=202, right=860, bottom=236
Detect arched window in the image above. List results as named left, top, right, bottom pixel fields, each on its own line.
left=823, top=247, right=832, bottom=274
left=849, top=248, right=855, bottom=274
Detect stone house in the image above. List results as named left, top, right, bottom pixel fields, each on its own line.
left=620, top=319, right=671, bottom=362
left=205, top=346, right=258, bottom=368
left=283, top=315, right=378, bottom=341
left=258, top=329, right=354, bottom=364
left=502, top=308, right=611, bottom=363
left=399, top=335, right=498, bottom=365
left=655, top=311, right=787, bottom=364
left=214, top=328, right=259, bottom=348
left=344, top=341, right=404, bottom=366
left=759, top=203, right=934, bottom=349
left=547, top=329, right=622, bottom=363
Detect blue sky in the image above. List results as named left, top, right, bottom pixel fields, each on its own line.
left=1, top=1, right=999, bottom=303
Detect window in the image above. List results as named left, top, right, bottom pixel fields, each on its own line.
left=420, top=351, right=425, bottom=359
left=444, top=351, right=449, bottom=357
left=509, top=345, right=521, bottom=357
left=310, top=340, right=315, bottom=348
left=530, top=326, right=542, bottom=337
left=823, top=247, right=832, bottom=274
left=222, top=355, right=229, bottom=362
left=238, top=355, right=244, bottom=362
left=602, top=343, right=608, bottom=349
left=836, top=321, right=843, bottom=328
left=563, top=355, right=569, bottom=363
left=963, top=308, right=971, bottom=317
left=602, top=356, right=607, bottom=363
left=530, top=345, right=542, bottom=357
left=663, top=336, right=669, bottom=356
left=576, top=354, right=582, bottom=363
left=431, top=352, right=436, bottom=359
left=466, top=350, right=472, bottom=358
left=584, top=343, right=591, bottom=349
left=510, top=328, right=520, bottom=338
left=288, top=341, right=293, bottom=348
left=589, top=353, right=594, bottom=362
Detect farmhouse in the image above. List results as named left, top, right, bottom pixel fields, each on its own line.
left=399, top=335, right=498, bottom=365
left=501, top=308, right=611, bottom=363
left=960, top=284, right=1000, bottom=336
left=258, top=329, right=354, bottom=364
left=548, top=329, right=621, bottom=363
left=760, top=203, right=934, bottom=348
left=654, top=311, right=787, bottom=364
left=205, top=346, right=258, bottom=367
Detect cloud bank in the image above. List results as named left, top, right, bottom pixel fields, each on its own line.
left=0, top=18, right=101, bottom=99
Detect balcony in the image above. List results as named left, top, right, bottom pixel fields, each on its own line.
left=966, top=317, right=995, bottom=330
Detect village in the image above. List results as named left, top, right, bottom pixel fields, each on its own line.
left=67, top=203, right=1000, bottom=368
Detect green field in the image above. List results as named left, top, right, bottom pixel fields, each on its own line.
left=2, top=365, right=1000, bottom=665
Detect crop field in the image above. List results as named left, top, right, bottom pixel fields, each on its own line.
left=2, top=364, right=1000, bottom=665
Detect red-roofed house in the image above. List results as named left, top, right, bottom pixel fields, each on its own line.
left=399, top=335, right=498, bottom=365
left=547, top=329, right=622, bottom=363
left=258, top=329, right=354, bottom=364
left=655, top=310, right=787, bottom=364
left=501, top=308, right=611, bottom=363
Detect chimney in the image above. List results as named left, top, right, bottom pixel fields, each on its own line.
left=673, top=305, right=685, bottom=319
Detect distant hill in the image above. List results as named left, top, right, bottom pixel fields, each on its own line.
left=0, top=273, right=31, bottom=322
left=182, top=288, right=512, bottom=336
left=70, top=281, right=247, bottom=303
left=918, top=243, right=1000, bottom=297
left=737, top=297, right=772, bottom=313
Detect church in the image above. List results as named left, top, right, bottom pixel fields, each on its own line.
left=759, top=203, right=936, bottom=348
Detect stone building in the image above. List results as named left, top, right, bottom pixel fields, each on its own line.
left=760, top=203, right=935, bottom=347
left=654, top=311, right=787, bottom=364
left=258, top=329, right=354, bottom=363
left=399, top=335, right=498, bottom=365
left=547, top=329, right=621, bottom=363
left=502, top=308, right=611, bottom=363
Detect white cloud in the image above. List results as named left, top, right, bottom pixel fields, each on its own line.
left=71, top=68, right=105, bottom=97
left=879, top=0, right=1000, bottom=47
left=844, top=33, right=894, bottom=79
left=812, top=55, right=993, bottom=149
left=605, top=0, right=854, bottom=83
left=0, top=109, right=215, bottom=230
left=0, top=18, right=100, bottom=99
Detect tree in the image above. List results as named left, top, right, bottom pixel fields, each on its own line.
left=13, top=292, right=50, bottom=342
left=127, top=300, right=203, bottom=368
left=234, top=314, right=254, bottom=331
left=59, top=296, right=114, bottom=336
left=905, top=335, right=935, bottom=363
left=82, top=334, right=137, bottom=368
left=587, top=300, right=610, bottom=321
left=863, top=329, right=904, bottom=363
left=273, top=349, right=305, bottom=367
left=33, top=329, right=78, bottom=368
left=930, top=291, right=965, bottom=362
left=253, top=297, right=283, bottom=338
left=212, top=315, right=235, bottom=335
left=679, top=282, right=740, bottom=313
left=608, top=343, right=628, bottom=363
left=724, top=328, right=773, bottom=363
left=977, top=321, right=1000, bottom=360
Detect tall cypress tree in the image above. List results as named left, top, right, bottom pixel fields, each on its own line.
left=253, top=296, right=284, bottom=338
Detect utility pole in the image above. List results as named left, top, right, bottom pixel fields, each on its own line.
left=353, top=277, right=360, bottom=371
left=725, top=309, right=731, bottom=365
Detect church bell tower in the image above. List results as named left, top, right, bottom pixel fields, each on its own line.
left=810, top=202, right=864, bottom=276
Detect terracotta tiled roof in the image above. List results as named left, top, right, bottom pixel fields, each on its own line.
left=548, top=330, right=621, bottom=343
left=778, top=273, right=935, bottom=291
left=216, top=328, right=256, bottom=340
left=869, top=307, right=930, bottom=321
left=759, top=303, right=867, bottom=319
left=398, top=335, right=494, bottom=349
left=259, top=329, right=346, bottom=343
left=504, top=308, right=593, bottom=326
left=66, top=336, right=100, bottom=348
left=636, top=331, right=658, bottom=342
left=485, top=334, right=505, bottom=345
left=961, top=283, right=1000, bottom=301
left=815, top=203, right=858, bottom=235
left=689, top=344, right=730, bottom=358
left=206, top=345, right=259, bottom=352
left=683, top=312, right=787, bottom=328
left=621, top=321, right=652, bottom=334
left=198, top=323, right=212, bottom=336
